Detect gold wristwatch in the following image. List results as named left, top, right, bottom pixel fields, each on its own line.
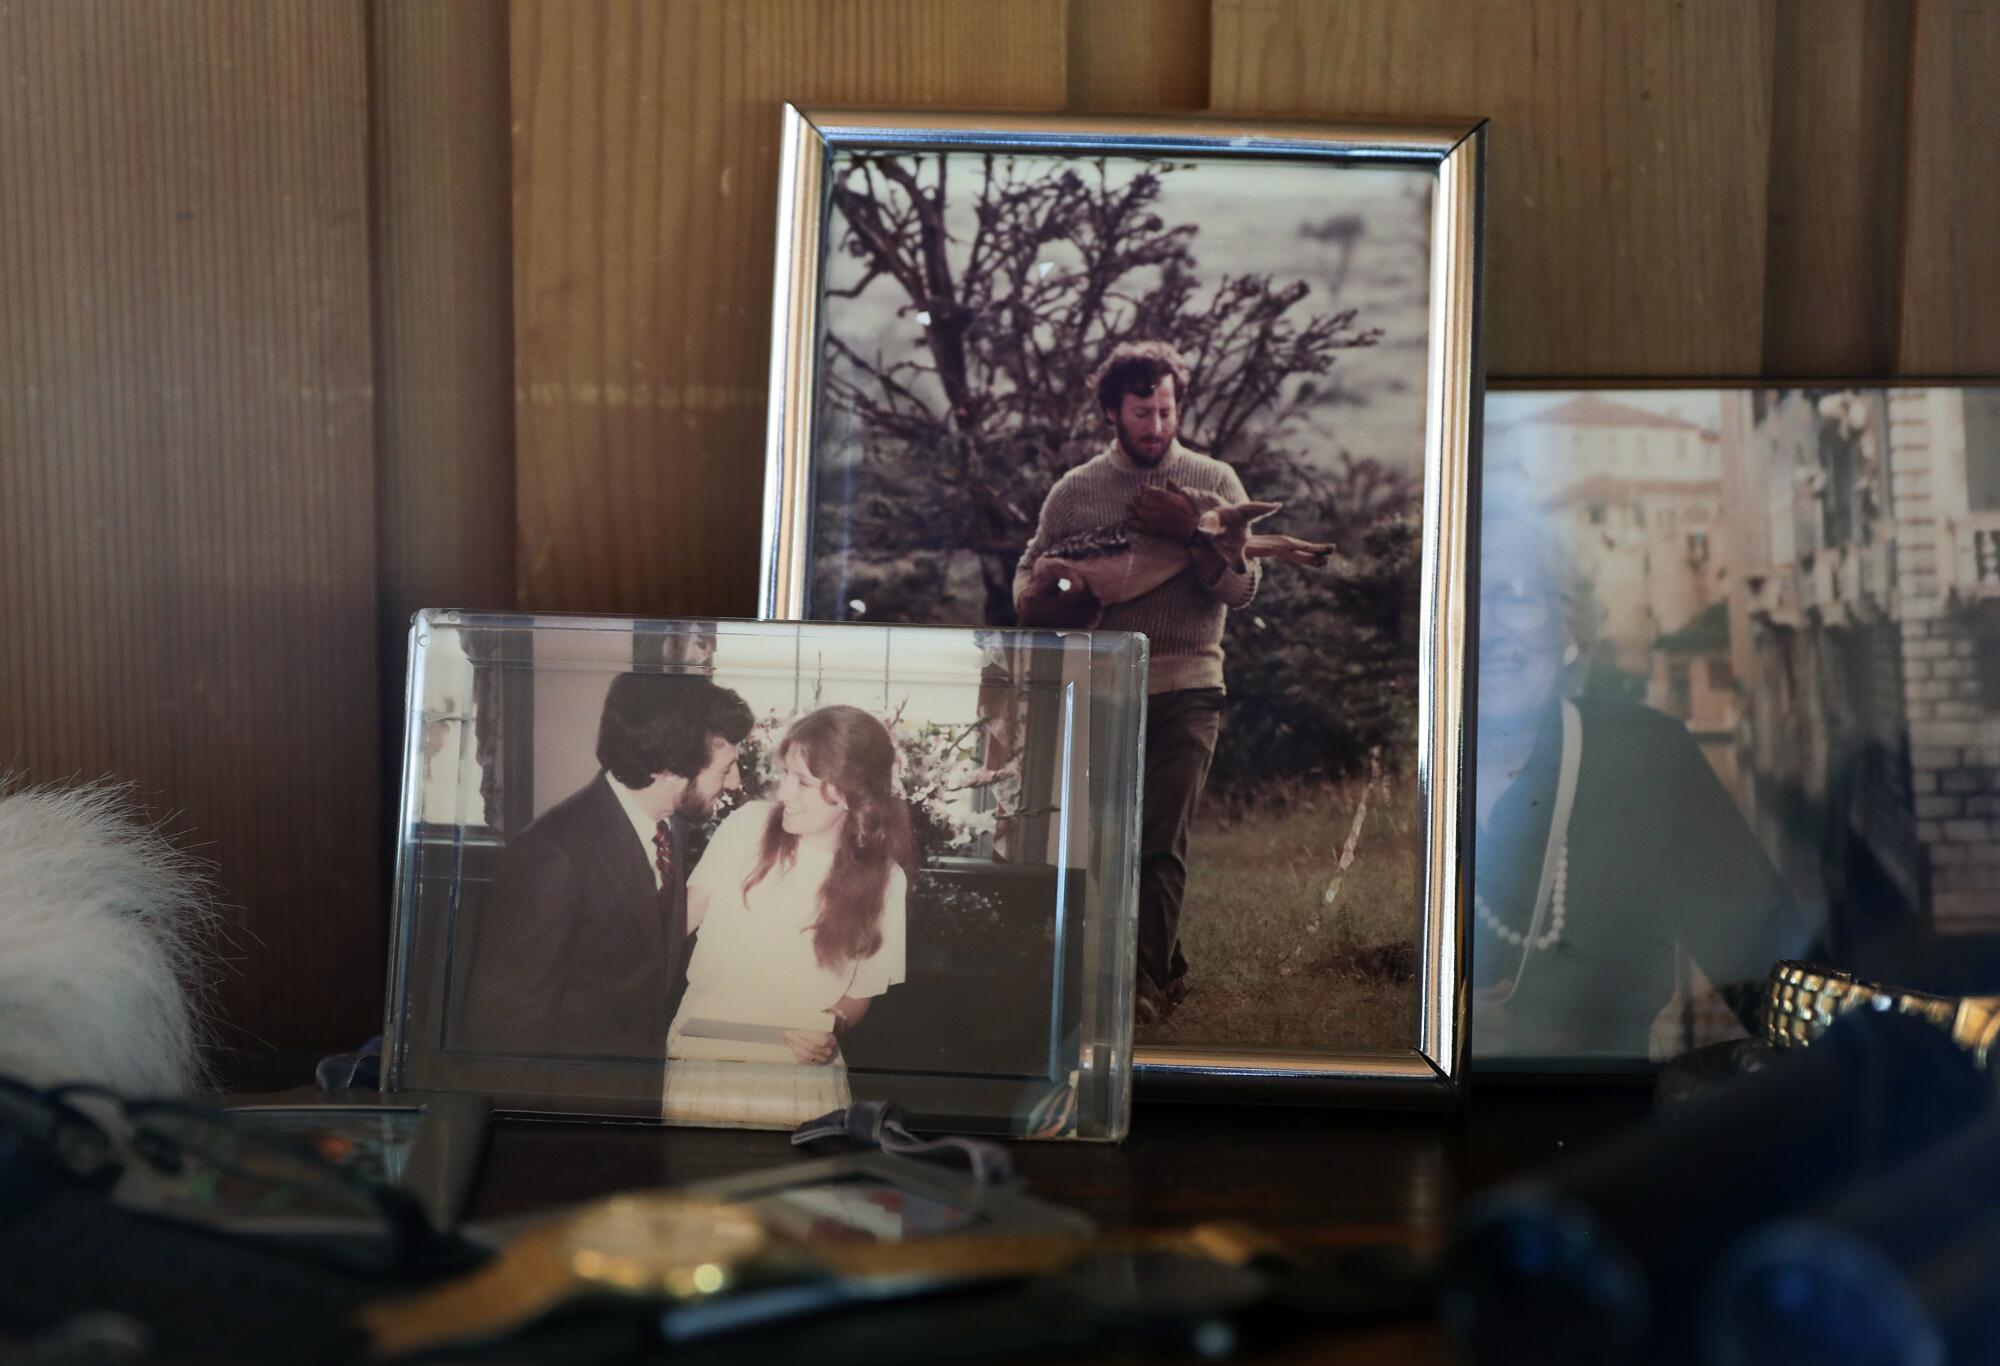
left=358, top=1194, right=774, bottom=1358
left=358, top=1189, right=1261, bottom=1360
left=1760, top=960, right=2000, bottom=1066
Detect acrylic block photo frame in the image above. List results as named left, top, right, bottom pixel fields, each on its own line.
left=383, top=611, right=1145, bottom=1140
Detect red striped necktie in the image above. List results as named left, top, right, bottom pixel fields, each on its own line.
left=652, top=819, right=673, bottom=886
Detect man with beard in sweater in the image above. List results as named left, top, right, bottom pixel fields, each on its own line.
left=1013, top=341, right=1261, bottom=1025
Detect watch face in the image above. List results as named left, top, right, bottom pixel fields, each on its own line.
left=558, top=1196, right=770, bottom=1298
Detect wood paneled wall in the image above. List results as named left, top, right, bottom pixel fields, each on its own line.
left=1899, top=0, right=2000, bottom=374
left=510, top=0, right=1066, bottom=617
left=0, top=1, right=382, bottom=1050
left=2, top=0, right=1994, bottom=1052
left=371, top=2, right=516, bottom=704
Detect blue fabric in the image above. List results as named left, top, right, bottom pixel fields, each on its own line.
left=313, top=1035, right=381, bottom=1092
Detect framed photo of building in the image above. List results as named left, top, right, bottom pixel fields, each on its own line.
left=1477, top=384, right=2000, bottom=1070
left=384, top=611, right=1145, bottom=1140
left=760, top=107, right=1484, bottom=1102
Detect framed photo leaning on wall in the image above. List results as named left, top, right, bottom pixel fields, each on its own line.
left=1477, top=384, right=2000, bottom=1073
left=759, top=107, right=1485, bottom=1103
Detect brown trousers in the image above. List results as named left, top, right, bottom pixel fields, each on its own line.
left=1137, top=687, right=1224, bottom=991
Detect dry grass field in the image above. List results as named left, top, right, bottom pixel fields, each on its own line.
left=1137, top=771, right=1423, bottom=1055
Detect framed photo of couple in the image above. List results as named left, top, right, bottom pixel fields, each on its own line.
left=384, top=611, right=1145, bottom=1140
left=759, top=107, right=1485, bottom=1102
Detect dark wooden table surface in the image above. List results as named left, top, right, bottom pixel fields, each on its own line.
left=468, top=1085, right=1652, bottom=1233
left=471, top=1085, right=1653, bottom=1362
left=217, top=1054, right=1659, bottom=1362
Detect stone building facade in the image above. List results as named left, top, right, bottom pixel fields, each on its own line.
left=1885, top=388, right=2000, bottom=932
left=1728, top=387, right=2000, bottom=940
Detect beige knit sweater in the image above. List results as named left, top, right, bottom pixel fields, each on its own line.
left=1012, top=440, right=1260, bottom=694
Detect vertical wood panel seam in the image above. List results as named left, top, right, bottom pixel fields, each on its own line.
left=365, top=0, right=394, bottom=638
left=1889, top=0, right=1930, bottom=376
left=361, top=0, right=399, bottom=965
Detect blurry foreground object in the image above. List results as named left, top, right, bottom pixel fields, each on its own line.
left=0, top=1076, right=480, bottom=1362
left=1441, top=1010, right=1992, bottom=1365
left=0, top=780, right=216, bottom=1093
left=1705, top=1109, right=2000, bottom=1366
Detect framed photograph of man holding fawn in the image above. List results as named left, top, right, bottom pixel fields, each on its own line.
left=759, top=108, right=1485, bottom=1102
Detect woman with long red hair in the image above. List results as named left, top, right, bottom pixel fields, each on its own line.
left=663, top=704, right=914, bottom=1127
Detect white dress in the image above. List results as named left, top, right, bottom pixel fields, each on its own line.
left=662, top=801, right=908, bottom=1129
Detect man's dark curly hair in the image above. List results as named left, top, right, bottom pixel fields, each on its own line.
left=596, top=673, right=755, bottom=788
left=1091, top=340, right=1191, bottom=417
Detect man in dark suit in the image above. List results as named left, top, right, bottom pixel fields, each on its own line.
left=459, top=672, right=755, bottom=1058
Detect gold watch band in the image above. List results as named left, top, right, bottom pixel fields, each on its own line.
left=354, top=1188, right=1274, bottom=1363
left=359, top=1225, right=575, bottom=1359
left=1760, top=959, right=2000, bottom=1066
left=800, top=1221, right=1268, bottom=1284
left=356, top=1194, right=774, bottom=1360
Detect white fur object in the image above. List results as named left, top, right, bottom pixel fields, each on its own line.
left=0, top=781, right=216, bottom=1093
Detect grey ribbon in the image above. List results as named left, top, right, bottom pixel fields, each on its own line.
left=790, top=1101, right=1013, bottom=1187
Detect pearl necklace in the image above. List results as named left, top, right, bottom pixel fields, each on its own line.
left=1474, top=841, right=1568, bottom=950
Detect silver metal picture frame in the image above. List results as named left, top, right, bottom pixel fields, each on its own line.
left=759, top=106, right=1483, bottom=1103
